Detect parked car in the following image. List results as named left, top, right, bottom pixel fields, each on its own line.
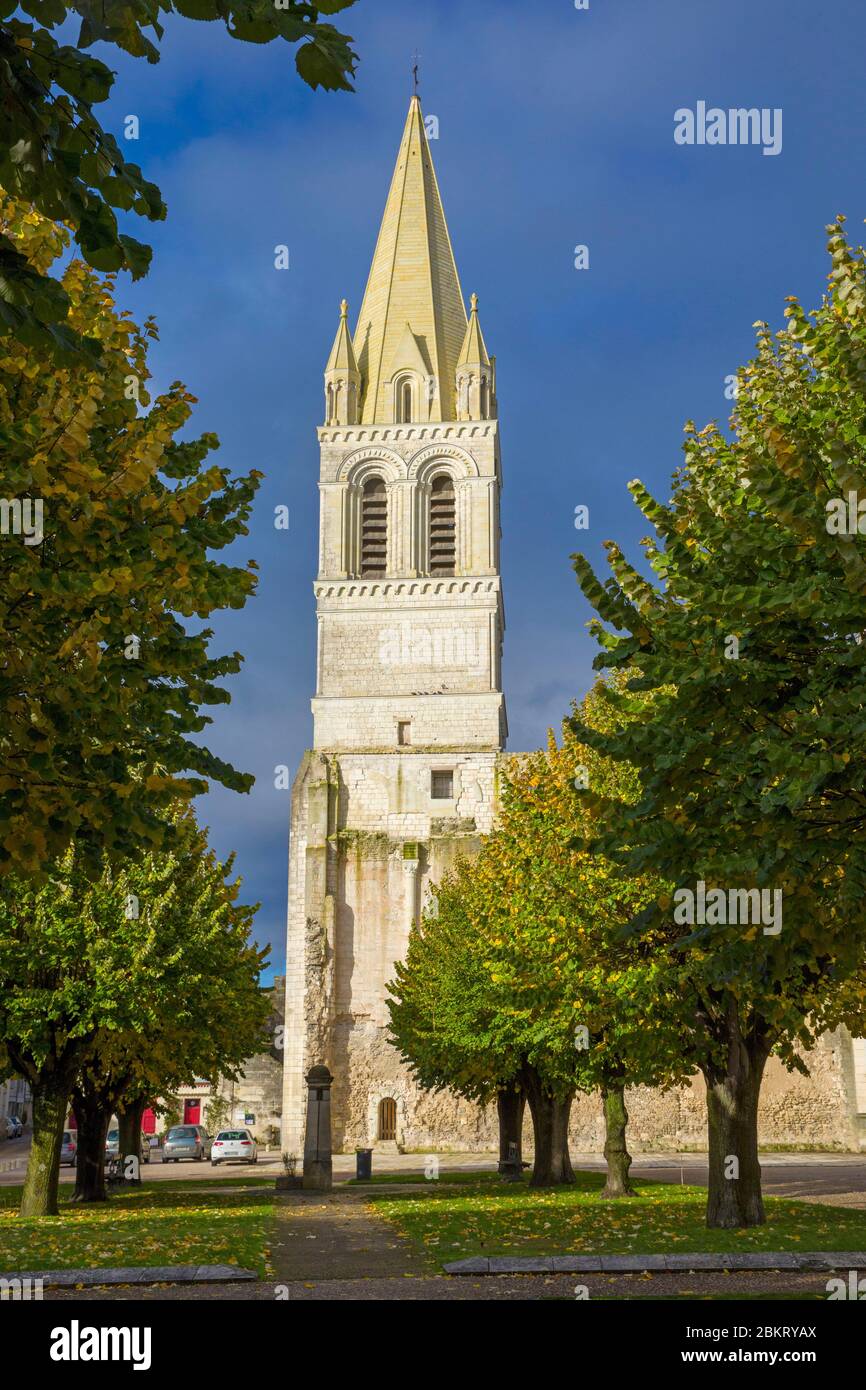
left=162, top=1124, right=212, bottom=1162
left=6, top=1116, right=22, bottom=1139
left=60, top=1130, right=78, bottom=1167
left=211, top=1130, right=258, bottom=1166
left=2, top=1117, right=16, bottom=1140
left=104, top=1128, right=151, bottom=1165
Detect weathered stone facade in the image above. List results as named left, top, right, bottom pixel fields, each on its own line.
left=282, top=748, right=499, bottom=1152
left=281, top=95, right=866, bottom=1157
left=574, top=1033, right=866, bottom=1154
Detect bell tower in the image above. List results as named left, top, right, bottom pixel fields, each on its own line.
left=282, top=95, right=506, bottom=1155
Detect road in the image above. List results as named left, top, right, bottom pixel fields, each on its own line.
left=0, top=1138, right=865, bottom=1201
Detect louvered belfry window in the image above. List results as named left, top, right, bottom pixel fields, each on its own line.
left=429, top=474, right=456, bottom=576
left=360, top=477, right=387, bottom=576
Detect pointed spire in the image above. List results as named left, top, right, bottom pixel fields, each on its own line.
left=353, top=94, right=468, bottom=423
left=325, top=298, right=359, bottom=375
left=324, top=299, right=360, bottom=425
left=457, top=292, right=490, bottom=368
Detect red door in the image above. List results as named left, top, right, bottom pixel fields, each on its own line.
left=141, top=1108, right=156, bottom=1135
left=184, top=1099, right=201, bottom=1124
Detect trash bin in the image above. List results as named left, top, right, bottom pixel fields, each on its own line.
left=356, top=1148, right=372, bottom=1181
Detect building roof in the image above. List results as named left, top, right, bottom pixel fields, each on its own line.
left=353, top=94, right=469, bottom=423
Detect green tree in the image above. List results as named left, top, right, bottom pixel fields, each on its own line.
left=205, top=1090, right=231, bottom=1136
left=0, top=196, right=260, bottom=877
left=0, top=1, right=357, bottom=358
left=0, top=810, right=269, bottom=1215
left=70, top=1064, right=119, bottom=1202
left=571, top=217, right=866, bottom=1226
left=389, top=867, right=530, bottom=1172
left=390, top=678, right=690, bottom=1190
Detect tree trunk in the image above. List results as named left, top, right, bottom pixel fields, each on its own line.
left=71, top=1088, right=111, bottom=1203
left=601, top=1081, right=635, bottom=1197
left=20, top=1078, right=68, bottom=1217
left=496, top=1085, right=526, bottom=1178
left=522, top=1065, right=575, bottom=1188
left=117, top=1094, right=147, bottom=1183
left=702, top=1003, right=770, bottom=1229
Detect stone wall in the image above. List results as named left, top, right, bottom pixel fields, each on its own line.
left=281, top=748, right=498, bottom=1152
left=282, top=741, right=866, bottom=1155
left=322, top=1025, right=864, bottom=1155
left=566, top=1030, right=862, bottom=1154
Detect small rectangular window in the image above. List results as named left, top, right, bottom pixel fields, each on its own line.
left=397, top=720, right=411, bottom=746
left=431, top=770, right=453, bottom=800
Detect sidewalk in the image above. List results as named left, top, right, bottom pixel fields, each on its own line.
left=271, top=1188, right=429, bottom=1283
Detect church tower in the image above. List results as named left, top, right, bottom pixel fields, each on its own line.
left=281, top=95, right=506, bottom=1153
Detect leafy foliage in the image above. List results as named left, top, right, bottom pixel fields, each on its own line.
left=0, top=808, right=270, bottom=1213
left=388, top=677, right=691, bottom=1106
left=570, top=217, right=866, bottom=1072
left=0, top=0, right=358, bottom=355
left=0, top=811, right=269, bottom=1092
left=0, top=197, right=260, bottom=877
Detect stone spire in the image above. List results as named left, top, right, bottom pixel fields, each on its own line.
left=457, top=292, right=490, bottom=368
left=456, top=292, right=496, bottom=421
left=324, top=298, right=360, bottom=425
left=353, top=94, right=469, bottom=424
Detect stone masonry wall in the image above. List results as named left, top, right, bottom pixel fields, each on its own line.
left=284, top=745, right=865, bottom=1154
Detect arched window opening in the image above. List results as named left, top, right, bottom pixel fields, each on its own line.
left=378, top=1097, right=397, bottom=1141
left=360, top=476, right=388, bottom=576
left=395, top=377, right=413, bottom=423
left=480, top=377, right=488, bottom=419
left=327, top=384, right=334, bottom=424
left=429, top=474, right=456, bottom=576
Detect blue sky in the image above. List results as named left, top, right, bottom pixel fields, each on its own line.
left=81, top=0, right=866, bottom=979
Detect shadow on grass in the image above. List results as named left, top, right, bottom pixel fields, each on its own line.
left=0, top=1182, right=275, bottom=1277
left=370, top=1170, right=866, bottom=1262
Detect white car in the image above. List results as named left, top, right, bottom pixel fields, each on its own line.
left=211, top=1129, right=257, bottom=1165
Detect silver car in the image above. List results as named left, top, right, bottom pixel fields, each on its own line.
left=60, top=1130, right=77, bottom=1167
left=162, top=1124, right=211, bottom=1162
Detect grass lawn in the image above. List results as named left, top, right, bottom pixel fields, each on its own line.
left=371, top=1171, right=866, bottom=1266
left=347, top=1171, right=501, bottom=1187
left=0, top=1180, right=275, bottom=1277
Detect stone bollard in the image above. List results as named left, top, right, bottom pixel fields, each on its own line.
left=302, top=1064, right=333, bottom=1191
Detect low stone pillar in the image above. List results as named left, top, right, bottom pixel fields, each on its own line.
left=302, top=1065, right=333, bottom=1191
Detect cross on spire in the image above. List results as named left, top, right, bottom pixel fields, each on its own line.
left=412, top=49, right=420, bottom=94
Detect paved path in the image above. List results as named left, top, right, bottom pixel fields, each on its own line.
left=270, top=1188, right=428, bottom=1282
